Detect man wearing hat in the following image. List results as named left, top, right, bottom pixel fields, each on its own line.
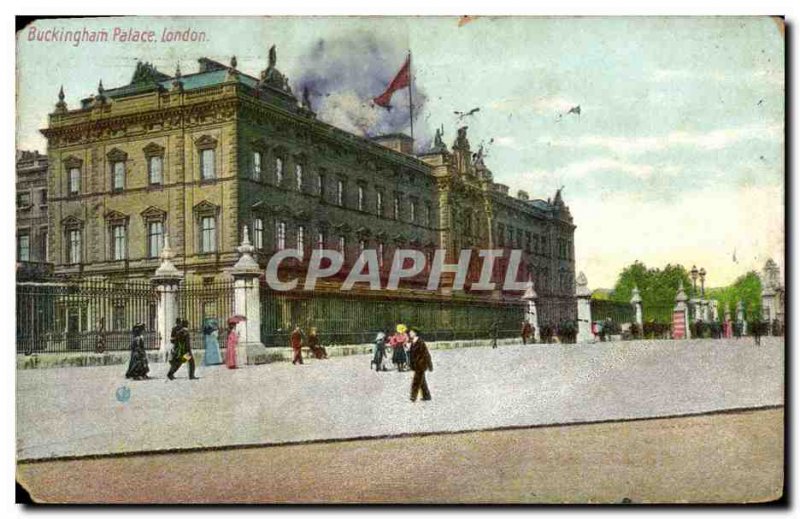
left=167, top=319, right=198, bottom=380
left=408, top=327, right=433, bottom=402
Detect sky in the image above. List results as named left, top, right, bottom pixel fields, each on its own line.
left=16, top=16, right=785, bottom=288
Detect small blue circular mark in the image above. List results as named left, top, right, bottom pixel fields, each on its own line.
left=116, top=386, right=131, bottom=403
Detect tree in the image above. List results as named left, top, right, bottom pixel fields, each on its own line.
left=705, top=271, right=762, bottom=322
left=611, top=261, right=692, bottom=323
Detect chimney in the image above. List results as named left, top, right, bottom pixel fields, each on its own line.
left=371, top=133, right=414, bottom=155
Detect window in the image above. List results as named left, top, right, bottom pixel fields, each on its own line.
left=148, top=156, right=163, bottom=185
left=17, top=192, right=31, bottom=208
left=69, top=168, right=81, bottom=195
left=253, top=218, right=264, bottom=249
left=317, top=172, right=325, bottom=197
left=297, top=225, right=305, bottom=252
left=498, top=224, right=505, bottom=247
left=68, top=229, right=81, bottom=264
left=17, top=233, right=30, bottom=262
left=393, top=194, right=400, bottom=220
left=507, top=226, right=513, bottom=246
left=337, top=180, right=344, bottom=206
left=426, top=204, right=432, bottom=227
left=40, top=189, right=48, bottom=206
left=358, top=185, right=365, bottom=211
left=275, top=157, right=283, bottom=185
left=40, top=231, right=48, bottom=262
left=516, top=229, right=523, bottom=249
left=148, top=221, right=164, bottom=258
left=276, top=221, right=286, bottom=250
left=112, top=161, right=125, bottom=191
left=296, top=164, right=303, bottom=191
left=112, top=224, right=127, bottom=260
left=410, top=200, right=417, bottom=223
left=376, top=191, right=384, bottom=216
left=201, top=149, right=216, bottom=180
left=200, top=216, right=216, bottom=253
left=252, top=152, right=262, bottom=180
left=316, top=230, right=326, bottom=250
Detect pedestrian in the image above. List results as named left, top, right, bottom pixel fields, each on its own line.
left=202, top=318, right=223, bottom=366
left=125, top=323, right=150, bottom=380
left=168, top=317, right=182, bottom=362
left=291, top=325, right=304, bottom=365
left=225, top=319, right=239, bottom=369
left=307, top=327, right=328, bottom=359
left=490, top=320, right=499, bottom=348
left=753, top=320, right=762, bottom=346
left=408, top=328, right=433, bottom=402
left=521, top=320, right=532, bottom=345
left=95, top=316, right=106, bottom=354
left=389, top=324, right=409, bottom=371
left=167, top=319, right=197, bottom=380
left=372, top=331, right=388, bottom=371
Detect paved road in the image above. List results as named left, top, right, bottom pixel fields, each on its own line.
left=17, top=408, right=784, bottom=504
left=16, top=337, right=784, bottom=460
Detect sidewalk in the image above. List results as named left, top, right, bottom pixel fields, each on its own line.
left=16, top=337, right=784, bottom=461
left=16, top=337, right=522, bottom=370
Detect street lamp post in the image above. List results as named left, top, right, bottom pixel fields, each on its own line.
left=690, top=265, right=699, bottom=295
left=699, top=267, right=706, bottom=297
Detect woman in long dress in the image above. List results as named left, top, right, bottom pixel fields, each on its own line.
left=389, top=324, right=409, bottom=371
left=125, top=323, right=150, bottom=380
left=202, top=318, right=223, bottom=366
left=225, top=321, right=238, bottom=369
left=372, top=331, right=388, bottom=371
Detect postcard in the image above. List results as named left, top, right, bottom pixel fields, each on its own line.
left=15, top=15, right=784, bottom=504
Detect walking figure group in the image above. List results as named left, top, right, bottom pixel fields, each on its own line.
left=373, top=324, right=434, bottom=402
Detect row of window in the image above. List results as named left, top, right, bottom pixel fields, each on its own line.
left=16, top=231, right=47, bottom=262
left=63, top=221, right=166, bottom=264
left=496, top=223, right=570, bottom=259
left=251, top=152, right=434, bottom=226
left=17, top=188, right=47, bottom=208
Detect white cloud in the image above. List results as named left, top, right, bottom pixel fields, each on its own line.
left=518, top=156, right=664, bottom=183
left=541, top=123, right=783, bottom=155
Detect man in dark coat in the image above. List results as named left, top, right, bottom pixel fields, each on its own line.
left=408, top=328, right=433, bottom=402
left=167, top=319, right=197, bottom=380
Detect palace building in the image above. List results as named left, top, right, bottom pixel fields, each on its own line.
left=40, top=49, right=575, bottom=308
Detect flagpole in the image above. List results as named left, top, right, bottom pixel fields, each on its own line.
left=407, top=50, right=414, bottom=146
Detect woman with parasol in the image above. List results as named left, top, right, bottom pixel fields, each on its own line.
left=125, top=323, right=150, bottom=380
left=225, top=315, right=246, bottom=369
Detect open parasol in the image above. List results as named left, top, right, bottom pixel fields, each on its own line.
left=227, top=315, right=247, bottom=325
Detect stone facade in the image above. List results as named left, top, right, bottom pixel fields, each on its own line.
left=41, top=51, right=575, bottom=305
left=16, top=150, right=52, bottom=279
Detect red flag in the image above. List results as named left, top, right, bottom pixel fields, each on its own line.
left=373, top=56, right=410, bottom=109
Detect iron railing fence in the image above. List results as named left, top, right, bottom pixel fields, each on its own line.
left=259, top=286, right=530, bottom=347
left=16, top=278, right=158, bottom=354
left=176, top=280, right=235, bottom=349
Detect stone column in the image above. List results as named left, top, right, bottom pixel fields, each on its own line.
left=761, top=286, right=775, bottom=325
left=151, top=235, right=183, bottom=362
left=521, top=278, right=540, bottom=343
left=736, top=300, right=747, bottom=335
left=630, top=285, right=643, bottom=332
left=575, top=272, right=593, bottom=343
left=674, top=281, right=690, bottom=339
left=230, top=226, right=268, bottom=365
left=724, top=302, right=732, bottom=338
